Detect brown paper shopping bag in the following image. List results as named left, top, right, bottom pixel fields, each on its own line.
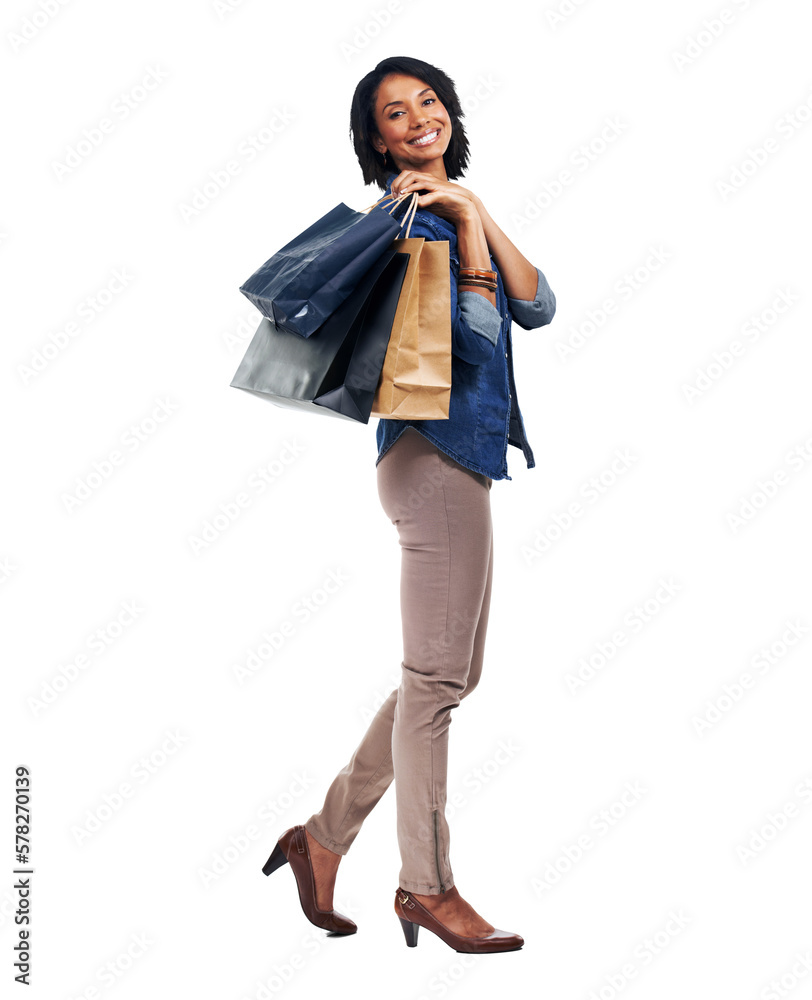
left=370, top=235, right=452, bottom=421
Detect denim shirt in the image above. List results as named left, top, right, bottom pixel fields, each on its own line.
left=375, top=172, right=557, bottom=481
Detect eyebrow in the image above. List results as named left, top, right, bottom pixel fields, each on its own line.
left=382, top=87, right=434, bottom=111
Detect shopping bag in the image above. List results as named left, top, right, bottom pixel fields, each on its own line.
left=239, top=193, right=414, bottom=339
left=230, top=246, right=409, bottom=424
left=370, top=238, right=452, bottom=420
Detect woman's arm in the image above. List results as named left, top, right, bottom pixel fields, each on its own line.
left=391, top=170, right=553, bottom=350
left=406, top=211, right=502, bottom=366
left=461, top=190, right=556, bottom=328
left=455, top=208, right=496, bottom=310
left=390, top=170, right=541, bottom=302
left=468, top=195, right=539, bottom=302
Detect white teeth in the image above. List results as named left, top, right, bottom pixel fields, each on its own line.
left=411, top=129, right=439, bottom=146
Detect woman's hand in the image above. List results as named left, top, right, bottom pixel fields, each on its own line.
left=390, top=171, right=480, bottom=226
left=389, top=171, right=495, bottom=303
left=391, top=171, right=540, bottom=301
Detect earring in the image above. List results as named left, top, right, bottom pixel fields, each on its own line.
left=381, top=149, right=388, bottom=167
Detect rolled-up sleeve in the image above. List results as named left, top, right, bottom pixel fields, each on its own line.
left=458, top=289, right=501, bottom=350
left=506, top=266, right=556, bottom=329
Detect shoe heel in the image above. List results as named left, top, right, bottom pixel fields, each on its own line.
left=262, top=841, right=288, bottom=876
left=399, top=917, right=419, bottom=947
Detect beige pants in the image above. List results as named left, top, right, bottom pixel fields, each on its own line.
left=306, top=428, right=494, bottom=893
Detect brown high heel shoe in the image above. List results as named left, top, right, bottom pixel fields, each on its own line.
left=262, top=825, right=356, bottom=935
left=394, top=889, right=523, bottom=953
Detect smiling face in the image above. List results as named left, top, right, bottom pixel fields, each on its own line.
left=371, top=73, right=452, bottom=178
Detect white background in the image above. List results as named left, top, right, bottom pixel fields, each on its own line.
left=3, top=0, right=811, bottom=997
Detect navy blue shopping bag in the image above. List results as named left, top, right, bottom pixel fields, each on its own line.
left=230, top=245, right=409, bottom=423
left=239, top=193, right=414, bottom=339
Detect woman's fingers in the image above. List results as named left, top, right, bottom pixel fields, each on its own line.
left=390, top=172, right=478, bottom=223
left=393, top=170, right=439, bottom=197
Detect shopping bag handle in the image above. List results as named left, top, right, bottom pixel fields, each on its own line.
left=362, top=191, right=419, bottom=239
left=362, top=191, right=407, bottom=212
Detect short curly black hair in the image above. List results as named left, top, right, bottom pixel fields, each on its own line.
left=350, top=56, right=470, bottom=190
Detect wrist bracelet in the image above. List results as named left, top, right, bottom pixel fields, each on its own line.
left=459, top=279, right=497, bottom=292
left=459, top=267, right=496, bottom=281
left=459, top=277, right=497, bottom=287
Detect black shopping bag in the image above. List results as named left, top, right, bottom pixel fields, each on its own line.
left=230, top=247, right=409, bottom=423
left=239, top=193, right=413, bottom=339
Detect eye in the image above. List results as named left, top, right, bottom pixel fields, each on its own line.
left=388, top=97, right=437, bottom=119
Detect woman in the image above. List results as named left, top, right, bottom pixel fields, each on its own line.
left=262, top=56, right=556, bottom=954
